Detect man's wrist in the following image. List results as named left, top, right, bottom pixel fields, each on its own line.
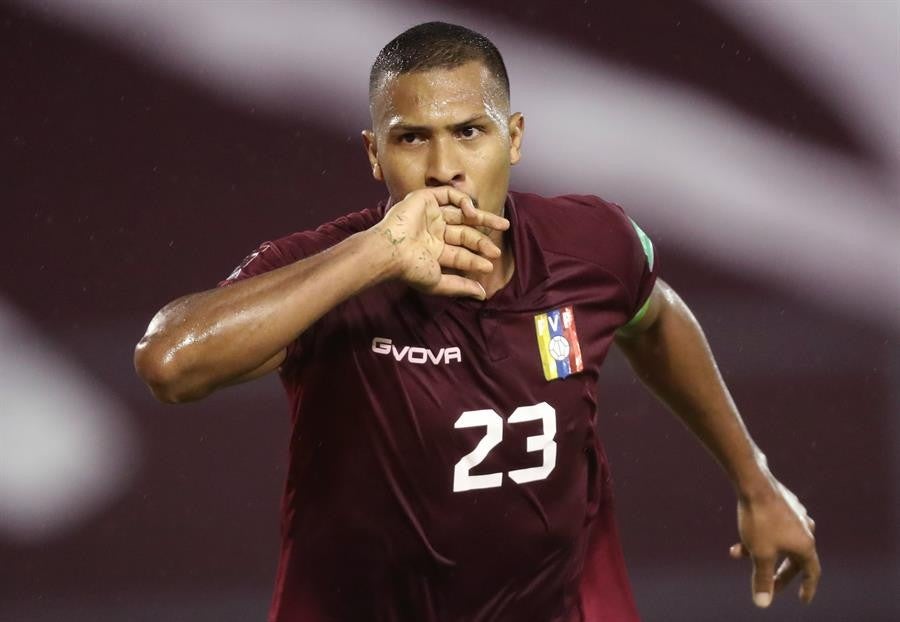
left=734, top=450, right=779, bottom=503
left=360, top=225, right=403, bottom=283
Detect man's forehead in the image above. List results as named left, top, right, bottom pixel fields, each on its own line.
left=373, top=62, right=504, bottom=126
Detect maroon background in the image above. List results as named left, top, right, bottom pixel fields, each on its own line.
left=1, top=2, right=896, bottom=621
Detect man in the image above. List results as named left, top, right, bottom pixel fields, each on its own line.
left=135, top=22, right=820, bottom=622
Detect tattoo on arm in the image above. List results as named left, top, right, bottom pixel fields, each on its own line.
left=382, top=228, right=406, bottom=257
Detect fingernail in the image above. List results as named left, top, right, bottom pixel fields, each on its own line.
left=477, top=283, right=487, bottom=300
left=754, top=593, right=772, bottom=608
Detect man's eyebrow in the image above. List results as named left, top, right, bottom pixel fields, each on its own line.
left=387, top=122, right=429, bottom=133
left=449, top=114, right=492, bottom=129
left=387, top=114, right=492, bottom=133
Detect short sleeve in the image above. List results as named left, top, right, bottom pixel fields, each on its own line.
left=218, top=240, right=295, bottom=287
left=216, top=236, right=312, bottom=362
left=214, top=205, right=385, bottom=363
left=579, top=196, right=657, bottom=328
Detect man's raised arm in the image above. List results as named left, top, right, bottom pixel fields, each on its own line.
left=134, top=188, right=508, bottom=404
left=614, top=279, right=821, bottom=609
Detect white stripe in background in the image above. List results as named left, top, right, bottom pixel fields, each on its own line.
left=0, top=298, right=138, bottom=542
left=18, top=0, right=900, bottom=328
left=705, top=0, right=900, bottom=186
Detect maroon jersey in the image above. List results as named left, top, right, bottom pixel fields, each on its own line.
left=219, top=191, right=657, bottom=622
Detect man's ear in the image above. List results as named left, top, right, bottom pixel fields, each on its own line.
left=361, top=130, right=383, bottom=181
left=508, top=113, right=525, bottom=165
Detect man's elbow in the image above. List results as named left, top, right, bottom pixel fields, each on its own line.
left=133, top=339, right=209, bottom=404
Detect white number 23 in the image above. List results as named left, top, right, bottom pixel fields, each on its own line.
left=452, top=402, right=557, bottom=493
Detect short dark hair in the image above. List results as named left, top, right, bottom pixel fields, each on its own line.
left=369, top=22, right=510, bottom=105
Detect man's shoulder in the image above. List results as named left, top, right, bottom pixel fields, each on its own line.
left=219, top=203, right=384, bottom=287
left=511, top=190, right=623, bottom=217
left=316, top=204, right=384, bottom=236
left=510, top=190, right=633, bottom=259
left=273, top=204, right=384, bottom=258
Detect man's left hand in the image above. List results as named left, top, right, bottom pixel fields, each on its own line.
left=729, top=480, right=821, bottom=608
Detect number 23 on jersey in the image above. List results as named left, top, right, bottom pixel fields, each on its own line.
left=452, top=402, right=557, bottom=493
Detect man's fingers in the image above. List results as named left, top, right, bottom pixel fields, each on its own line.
left=444, top=224, right=501, bottom=258
left=427, top=273, right=486, bottom=300
left=774, top=557, right=801, bottom=593
left=438, top=244, right=494, bottom=274
left=774, top=551, right=820, bottom=601
left=422, top=187, right=476, bottom=215
left=441, top=206, right=510, bottom=232
left=798, top=550, right=821, bottom=604
left=751, top=555, right=776, bottom=608
left=729, top=543, right=749, bottom=559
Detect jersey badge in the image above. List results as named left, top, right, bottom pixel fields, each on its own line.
left=534, top=306, right=583, bottom=381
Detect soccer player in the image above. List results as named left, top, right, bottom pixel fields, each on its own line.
left=135, top=22, right=820, bottom=622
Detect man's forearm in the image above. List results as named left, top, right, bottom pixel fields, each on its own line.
left=615, top=285, right=777, bottom=501
left=135, top=227, right=397, bottom=402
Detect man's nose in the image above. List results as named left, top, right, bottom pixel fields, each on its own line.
left=425, top=137, right=465, bottom=187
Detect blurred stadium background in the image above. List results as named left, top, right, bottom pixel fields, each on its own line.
left=1, top=1, right=897, bottom=620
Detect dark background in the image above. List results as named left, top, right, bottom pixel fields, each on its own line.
left=2, top=1, right=897, bottom=621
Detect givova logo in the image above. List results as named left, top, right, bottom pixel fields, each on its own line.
left=371, top=337, right=462, bottom=364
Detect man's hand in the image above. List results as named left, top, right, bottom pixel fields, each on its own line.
left=373, top=187, right=509, bottom=299
left=729, top=480, right=821, bottom=608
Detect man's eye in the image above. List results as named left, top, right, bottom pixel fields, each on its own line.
left=458, top=126, right=483, bottom=139
left=400, top=133, right=421, bottom=144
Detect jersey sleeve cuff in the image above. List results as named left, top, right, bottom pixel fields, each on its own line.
left=623, top=294, right=652, bottom=329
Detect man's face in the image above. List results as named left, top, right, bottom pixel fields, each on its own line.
left=363, top=61, right=524, bottom=216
